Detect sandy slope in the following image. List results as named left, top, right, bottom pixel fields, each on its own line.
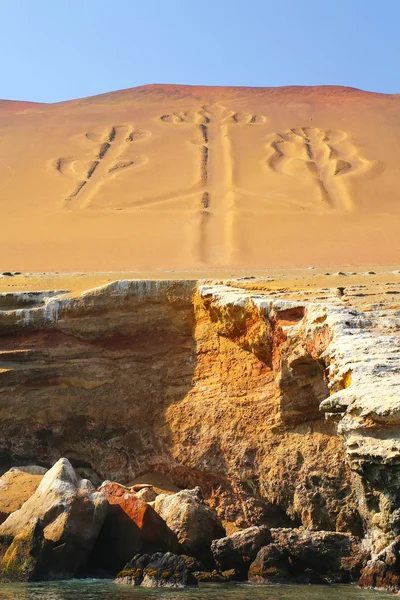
left=0, top=84, right=399, bottom=271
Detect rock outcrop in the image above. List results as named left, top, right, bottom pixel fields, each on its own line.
left=92, top=480, right=177, bottom=573
left=154, top=487, right=225, bottom=562
left=0, top=279, right=399, bottom=587
left=115, top=552, right=198, bottom=588
left=247, top=529, right=364, bottom=585
left=0, top=458, right=107, bottom=579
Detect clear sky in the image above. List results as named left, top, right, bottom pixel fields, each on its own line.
left=2, top=0, right=400, bottom=103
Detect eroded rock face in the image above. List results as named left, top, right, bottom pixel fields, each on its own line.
left=93, top=481, right=177, bottom=574
left=154, top=487, right=225, bottom=563
left=0, top=458, right=107, bottom=578
left=0, top=279, right=399, bottom=578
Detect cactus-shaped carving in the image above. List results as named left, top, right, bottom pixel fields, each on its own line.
left=160, top=108, right=211, bottom=196
left=267, top=127, right=370, bottom=211
left=55, top=124, right=150, bottom=206
left=226, top=112, right=268, bottom=125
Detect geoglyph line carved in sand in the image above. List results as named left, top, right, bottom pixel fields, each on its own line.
left=52, top=116, right=372, bottom=263
left=160, top=105, right=268, bottom=264
left=55, top=125, right=150, bottom=208
left=266, top=127, right=371, bottom=211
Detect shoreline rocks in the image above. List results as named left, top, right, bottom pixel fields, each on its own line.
left=0, top=464, right=388, bottom=590
left=115, top=552, right=198, bottom=588
left=268, top=528, right=366, bottom=583
left=0, top=458, right=107, bottom=580
left=154, top=487, right=225, bottom=564
left=359, top=539, right=400, bottom=591
left=211, top=525, right=271, bottom=579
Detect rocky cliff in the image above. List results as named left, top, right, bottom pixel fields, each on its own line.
left=0, top=280, right=399, bottom=554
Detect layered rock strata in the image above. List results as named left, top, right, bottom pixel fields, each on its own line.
left=0, top=279, right=399, bottom=562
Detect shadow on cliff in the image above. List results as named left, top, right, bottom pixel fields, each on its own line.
left=0, top=285, right=198, bottom=487
left=0, top=284, right=363, bottom=535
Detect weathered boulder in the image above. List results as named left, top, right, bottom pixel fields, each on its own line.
left=0, top=458, right=107, bottom=579
left=92, top=481, right=177, bottom=574
left=0, top=518, right=50, bottom=582
left=269, top=528, right=365, bottom=582
left=0, top=466, right=46, bottom=524
left=248, top=543, right=294, bottom=583
left=211, top=525, right=271, bottom=577
left=154, top=487, right=225, bottom=562
left=115, top=552, right=198, bottom=588
left=248, top=543, right=329, bottom=585
left=359, top=539, right=400, bottom=591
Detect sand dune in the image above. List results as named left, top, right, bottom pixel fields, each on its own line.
left=0, top=84, right=399, bottom=271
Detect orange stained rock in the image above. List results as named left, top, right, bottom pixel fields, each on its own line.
left=100, top=481, right=167, bottom=541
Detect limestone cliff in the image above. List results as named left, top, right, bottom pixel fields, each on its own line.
left=0, top=280, right=398, bottom=551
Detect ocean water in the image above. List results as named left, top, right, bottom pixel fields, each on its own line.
left=0, top=581, right=395, bottom=600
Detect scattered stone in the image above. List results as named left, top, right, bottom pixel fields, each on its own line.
left=115, top=552, right=198, bottom=588
left=154, top=487, right=225, bottom=563
left=211, top=525, right=271, bottom=577
left=1, top=272, right=13, bottom=277
left=0, top=458, right=107, bottom=579
left=92, top=481, right=177, bottom=574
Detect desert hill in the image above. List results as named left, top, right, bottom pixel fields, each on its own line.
left=0, top=84, right=399, bottom=271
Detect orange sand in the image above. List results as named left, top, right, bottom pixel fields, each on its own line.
left=0, top=84, right=399, bottom=271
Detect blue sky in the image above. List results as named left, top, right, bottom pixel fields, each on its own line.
left=2, top=0, right=400, bottom=102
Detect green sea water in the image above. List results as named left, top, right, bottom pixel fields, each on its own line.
left=0, top=581, right=395, bottom=600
